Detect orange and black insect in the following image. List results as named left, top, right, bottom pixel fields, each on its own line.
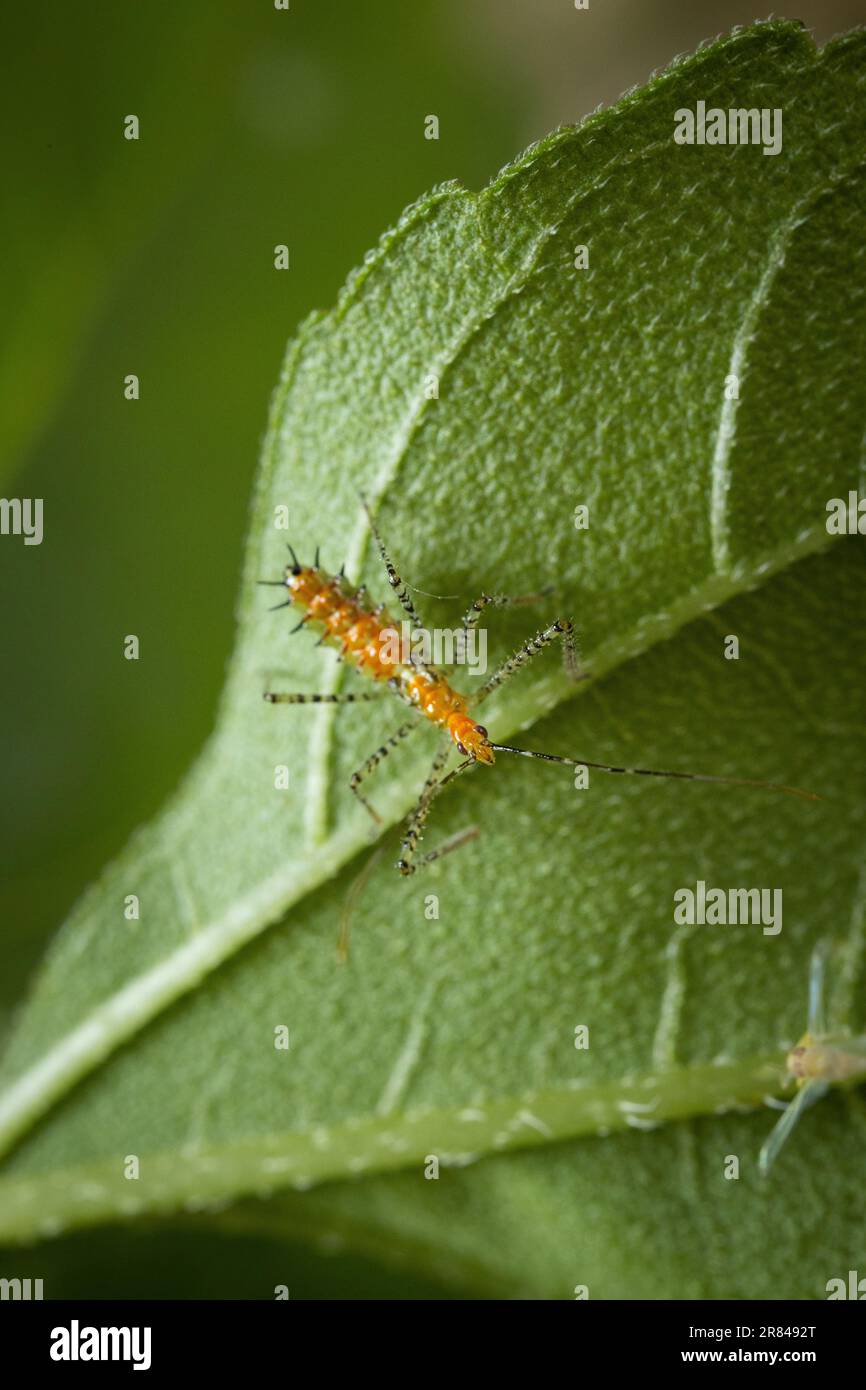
left=260, top=498, right=818, bottom=875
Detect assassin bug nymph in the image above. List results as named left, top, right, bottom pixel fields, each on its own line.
left=259, top=499, right=819, bottom=875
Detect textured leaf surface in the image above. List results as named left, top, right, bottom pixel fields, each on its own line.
left=1, top=22, right=865, bottom=1298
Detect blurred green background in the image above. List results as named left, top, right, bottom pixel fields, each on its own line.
left=2, top=0, right=863, bottom=1297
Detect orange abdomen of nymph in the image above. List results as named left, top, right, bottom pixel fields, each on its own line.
left=287, top=568, right=401, bottom=681
left=284, top=568, right=495, bottom=763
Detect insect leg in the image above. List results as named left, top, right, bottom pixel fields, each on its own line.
left=263, top=690, right=386, bottom=704
left=360, top=495, right=426, bottom=630
left=758, top=1079, right=828, bottom=1176
left=412, top=824, right=480, bottom=872
left=761, top=1094, right=790, bottom=1112
left=471, top=618, right=589, bottom=706
left=460, top=589, right=553, bottom=637
left=397, top=747, right=477, bottom=875
left=350, top=720, right=420, bottom=824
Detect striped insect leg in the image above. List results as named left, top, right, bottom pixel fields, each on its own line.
left=349, top=720, right=419, bottom=824
left=263, top=690, right=386, bottom=705
left=460, top=589, right=552, bottom=636
left=360, top=495, right=426, bottom=631
left=397, top=745, right=477, bottom=875
left=471, top=618, right=589, bottom=706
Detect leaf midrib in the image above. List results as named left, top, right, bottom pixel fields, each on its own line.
left=0, top=1051, right=787, bottom=1243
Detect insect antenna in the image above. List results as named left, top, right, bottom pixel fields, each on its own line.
left=489, top=745, right=821, bottom=802
left=286, top=543, right=301, bottom=569
left=314, top=545, right=321, bottom=568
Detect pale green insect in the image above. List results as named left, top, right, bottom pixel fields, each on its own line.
left=759, top=941, right=866, bottom=1175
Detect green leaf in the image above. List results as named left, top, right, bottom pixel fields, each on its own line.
left=1, top=21, right=866, bottom=1299
left=205, top=1082, right=866, bottom=1300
